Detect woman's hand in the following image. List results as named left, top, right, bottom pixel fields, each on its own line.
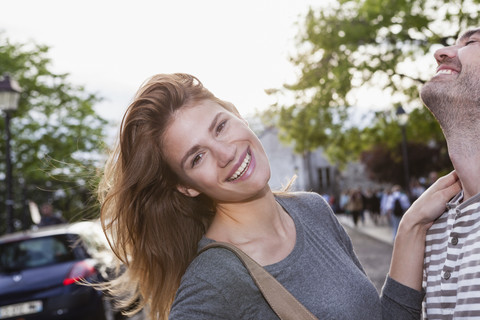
left=389, top=171, right=461, bottom=291
left=402, top=170, right=461, bottom=231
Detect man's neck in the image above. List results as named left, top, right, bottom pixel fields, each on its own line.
left=448, top=138, right=480, bottom=200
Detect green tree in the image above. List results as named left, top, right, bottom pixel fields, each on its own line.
left=267, top=0, right=479, bottom=179
left=0, top=34, right=109, bottom=234
left=344, top=105, right=451, bottom=183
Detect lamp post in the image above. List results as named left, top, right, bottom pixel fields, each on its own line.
left=396, top=105, right=410, bottom=194
left=0, top=74, right=22, bottom=233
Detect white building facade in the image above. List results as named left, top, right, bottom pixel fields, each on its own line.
left=258, top=127, right=379, bottom=195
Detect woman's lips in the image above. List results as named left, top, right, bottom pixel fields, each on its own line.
left=227, top=148, right=252, bottom=182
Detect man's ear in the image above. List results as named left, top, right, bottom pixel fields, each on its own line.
left=176, top=185, right=201, bottom=198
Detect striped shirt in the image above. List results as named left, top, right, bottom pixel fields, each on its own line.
left=423, top=191, right=480, bottom=319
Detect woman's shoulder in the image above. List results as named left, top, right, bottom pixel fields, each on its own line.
left=275, top=190, right=324, bottom=200
left=171, top=244, right=260, bottom=316
left=275, top=191, right=330, bottom=210
left=181, top=245, right=252, bottom=288
left=172, top=244, right=277, bottom=319
left=275, top=191, right=340, bottom=230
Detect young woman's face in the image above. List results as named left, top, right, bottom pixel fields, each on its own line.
left=163, top=100, right=271, bottom=203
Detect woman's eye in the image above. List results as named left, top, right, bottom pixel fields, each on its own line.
left=466, top=40, right=477, bottom=46
left=216, top=120, right=227, bottom=135
left=192, top=153, right=203, bottom=167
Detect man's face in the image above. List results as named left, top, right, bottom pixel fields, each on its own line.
left=420, top=28, right=480, bottom=132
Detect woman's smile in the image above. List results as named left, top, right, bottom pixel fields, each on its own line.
left=227, top=148, right=252, bottom=182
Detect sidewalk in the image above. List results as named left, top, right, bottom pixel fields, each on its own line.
left=336, top=212, right=394, bottom=246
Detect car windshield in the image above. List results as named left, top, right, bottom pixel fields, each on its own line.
left=0, top=235, right=76, bottom=272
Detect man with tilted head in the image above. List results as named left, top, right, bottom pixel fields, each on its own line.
left=421, top=27, right=480, bottom=319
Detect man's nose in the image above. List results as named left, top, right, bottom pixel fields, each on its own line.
left=214, top=142, right=236, bottom=168
left=434, top=45, right=458, bottom=64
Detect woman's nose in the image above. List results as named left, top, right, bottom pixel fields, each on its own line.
left=214, top=142, right=236, bottom=168
left=434, top=45, right=458, bottom=63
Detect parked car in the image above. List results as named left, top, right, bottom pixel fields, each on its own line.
left=0, top=220, right=123, bottom=320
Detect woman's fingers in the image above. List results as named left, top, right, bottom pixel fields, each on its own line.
left=431, top=170, right=458, bottom=187
left=425, top=170, right=461, bottom=202
left=404, top=171, right=461, bottom=227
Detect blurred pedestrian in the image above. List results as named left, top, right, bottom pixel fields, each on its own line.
left=339, top=189, right=350, bottom=214
left=379, top=187, right=391, bottom=226
left=345, top=189, right=364, bottom=226
left=38, top=203, right=65, bottom=226
left=409, top=179, right=425, bottom=202
left=364, top=188, right=381, bottom=225
left=385, top=185, right=410, bottom=241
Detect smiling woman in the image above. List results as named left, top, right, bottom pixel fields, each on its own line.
left=96, top=73, right=461, bottom=320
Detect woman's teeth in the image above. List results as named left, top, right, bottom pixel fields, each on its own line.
left=228, top=152, right=251, bottom=181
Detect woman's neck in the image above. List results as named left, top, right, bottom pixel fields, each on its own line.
left=205, top=190, right=296, bottom=265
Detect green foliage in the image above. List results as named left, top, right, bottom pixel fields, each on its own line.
left=266, top=0, right=479, bottom=179
left=0, top=34, right=109, bottom=234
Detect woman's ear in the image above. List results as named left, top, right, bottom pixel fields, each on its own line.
left=176, top=185, right=201, bottom=198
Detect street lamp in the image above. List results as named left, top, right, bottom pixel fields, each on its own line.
left=0, top=74, right=22, bottom=233
left=395, top=104, right=409, bottom=194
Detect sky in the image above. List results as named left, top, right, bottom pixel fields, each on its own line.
left=0, top=0, right=331, bottom=127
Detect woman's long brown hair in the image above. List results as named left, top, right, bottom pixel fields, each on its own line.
left=97, top=73, right=238, bottom=319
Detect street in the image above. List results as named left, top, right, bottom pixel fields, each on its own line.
left=343, top=225, right=393, bottom=293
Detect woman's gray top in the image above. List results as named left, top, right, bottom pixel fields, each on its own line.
left=169, top=192, right=424, bottom=319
